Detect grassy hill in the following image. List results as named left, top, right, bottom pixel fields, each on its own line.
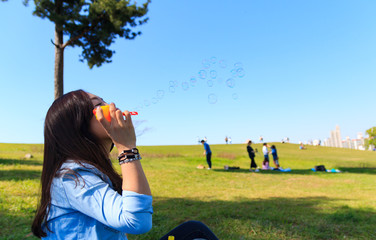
left=0, top=142, right=375, bottom=239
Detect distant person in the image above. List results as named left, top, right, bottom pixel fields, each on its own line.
left=228, top=137, right=232, bottom=144
left=262, top=143, right=270, bottom=169
left=259, top=136, right=263, bottom=142
left=225, top=136, right=228, bottom=144
left=247, top=140, right=257, bottom=171
left=270, top=145, right=280, bottom=168
left=201, top=140, right=212, bottom=170
left=299, top=143, right=306, bottom=150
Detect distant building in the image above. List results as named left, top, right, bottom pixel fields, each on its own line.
left=323, top=126, right=366, bottom=150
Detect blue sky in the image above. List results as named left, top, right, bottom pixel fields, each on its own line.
left=0, top=0, right=375, bottom=145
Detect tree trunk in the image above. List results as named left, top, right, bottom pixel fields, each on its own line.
left=54, top=0, right=64, bottom=100
left=54, top=26, right=64, bottom=99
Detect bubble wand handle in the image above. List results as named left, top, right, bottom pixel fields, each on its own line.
left=93, top=105, right=138, bottom=122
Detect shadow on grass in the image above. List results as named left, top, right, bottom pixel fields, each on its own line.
left=213, top=167, right=376, bottom=175
left=0, top=158, right=42, bottom=166
left=0, top=169, right=41, bottom=181
left=2, top=196, right=375, bottom=240
left=0, top=211, right=37, bottom=240
left=336, top=167, right=376, bottom=174
left=214, top=168, right=315, bottom=175
left=132, top=196, right=376, bottom=240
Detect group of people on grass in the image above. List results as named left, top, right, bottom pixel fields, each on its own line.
left=200, top=139, right=281, bottom=172
left=247, top=141, right=280, bottom=171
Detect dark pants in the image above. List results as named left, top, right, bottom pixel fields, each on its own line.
left=159, top=220, right=219, bottom=240
left=249, top=155, right=257, bottom=168
left=206, top=152, right=212, bottom=168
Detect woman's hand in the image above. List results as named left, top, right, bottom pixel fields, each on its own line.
left=95, top=103, right=136, bottom=151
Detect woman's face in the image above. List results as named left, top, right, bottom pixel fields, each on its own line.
left=86, top=92, right=112, bottom=146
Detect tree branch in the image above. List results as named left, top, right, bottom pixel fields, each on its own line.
left=50, top=39, right=60, bottom=48
left=62, top=14, right=104, bottom=49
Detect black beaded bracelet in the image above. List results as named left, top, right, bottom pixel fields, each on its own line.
left=119, top=154, right=142, bottom=165
left=117, top=148, right=139, bottom=161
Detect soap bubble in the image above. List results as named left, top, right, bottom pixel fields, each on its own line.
left=144, top=100, right=151, bottom=107
left=198, top=70, right=207, bottom=79
left=210, top=70, right=217, bottom=79
left=169, top=86, right=175, bottom=93
left=208, top=93, right=217, bottom=104
left=232, top=93, right=239, bottom=100
left=237, top=68, right=245, bottom=78
left=226, top=78, right=236, bottom=88
left=169, top=81, right=175, bottom=87
left=190, top=76, right=197, bottom=86
left=210, top=57, right=217, bottom=64
left=230, top=69, right=237, bottom=77
left=234, top=62, right=243, bottom=68
left=202, top=59, right=211, bottom=69
left=156, top=90, right=165, bottom=99
left=152, top=97, right=158, bottom=104
left=182, top=81, right=189, bottom=91
left=207, top=80, right=214, bottom=87
left=219, top=59, right=227, bottom=68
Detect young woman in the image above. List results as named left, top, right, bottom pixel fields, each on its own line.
left=247, top=140, right=257, bottom=171
left=32, top=90, right=218, bottom=240
left=270, top=145, right=280, bottom=169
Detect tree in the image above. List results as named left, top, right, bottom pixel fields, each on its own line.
left=15, top=0, right=150, bottom=99
left=365, top=127, right=376, bottom=149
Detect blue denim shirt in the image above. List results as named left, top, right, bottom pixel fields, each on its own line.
left=43, top=161, right=153, bottom=240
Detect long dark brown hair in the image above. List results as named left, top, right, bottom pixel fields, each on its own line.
left=31, top=90, right=122, bottom=238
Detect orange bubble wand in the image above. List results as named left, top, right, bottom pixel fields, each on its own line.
left=93, top=105, right=138, bottom=122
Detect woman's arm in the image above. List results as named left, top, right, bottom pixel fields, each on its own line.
left=95, top=103, right=151, bottom=195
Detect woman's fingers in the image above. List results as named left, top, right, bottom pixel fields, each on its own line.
left=95, top=106, right=111, bottom=129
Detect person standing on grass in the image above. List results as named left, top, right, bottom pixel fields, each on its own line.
left=262, top=143, right=270, bottom=169
left=31, top=90, right=219, bottom=240
left=201, top=139, right=212, bottom=170
left=270, top=145, right=280, bottom=169
left=247, top=140, right=257, bottom=171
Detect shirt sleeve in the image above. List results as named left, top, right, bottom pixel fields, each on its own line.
left=60, top=170, right=153, bottom=234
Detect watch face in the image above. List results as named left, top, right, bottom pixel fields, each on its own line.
left=133, top=149, right=139, bottom=154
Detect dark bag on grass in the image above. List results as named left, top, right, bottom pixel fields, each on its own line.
left=315, top=165, right=327, bottom=171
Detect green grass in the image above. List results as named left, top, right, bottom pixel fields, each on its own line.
left=1, top=143, right=375, bottom=239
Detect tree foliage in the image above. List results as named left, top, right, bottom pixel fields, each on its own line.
left=366, top=127, right=376, bottom=148
left=31, top=0, right=150, bottom=68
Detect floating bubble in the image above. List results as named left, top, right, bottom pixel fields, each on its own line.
left=202, top=59, right=211, bottom=69
left=182, top=81, right=189, bottom=91
left=156, top=90, right=165, bottom=99
left=210, top=57, right=217, bottom=64
left=208, top=93, right=217, bottom=104
left=219, top=59, right=227, bottom=68
left=152, top=97, right=158, bottom=104
left=207, top=80, right=214, bottom=87
left=198, top=70, right=207, bottom=79
left=234, top=62, right=243, bottom=68
left=230, top=69, right=237, bottom=77
left=237, top=68, right=245, bottom=78
left=190, top=76, right=197, bottom=87
left=144, top=100, right=151, bottom=107
left=174, top=80, right=179, bottom=87
left=226, top=78, right=236, bottom=88
left=169, top=81, right=175, bottom=87
left=210, top=70, right=217, bottom=79
left=232, top=93, right=239, bottom=100
left=169, top=86, right=175, bottom=93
